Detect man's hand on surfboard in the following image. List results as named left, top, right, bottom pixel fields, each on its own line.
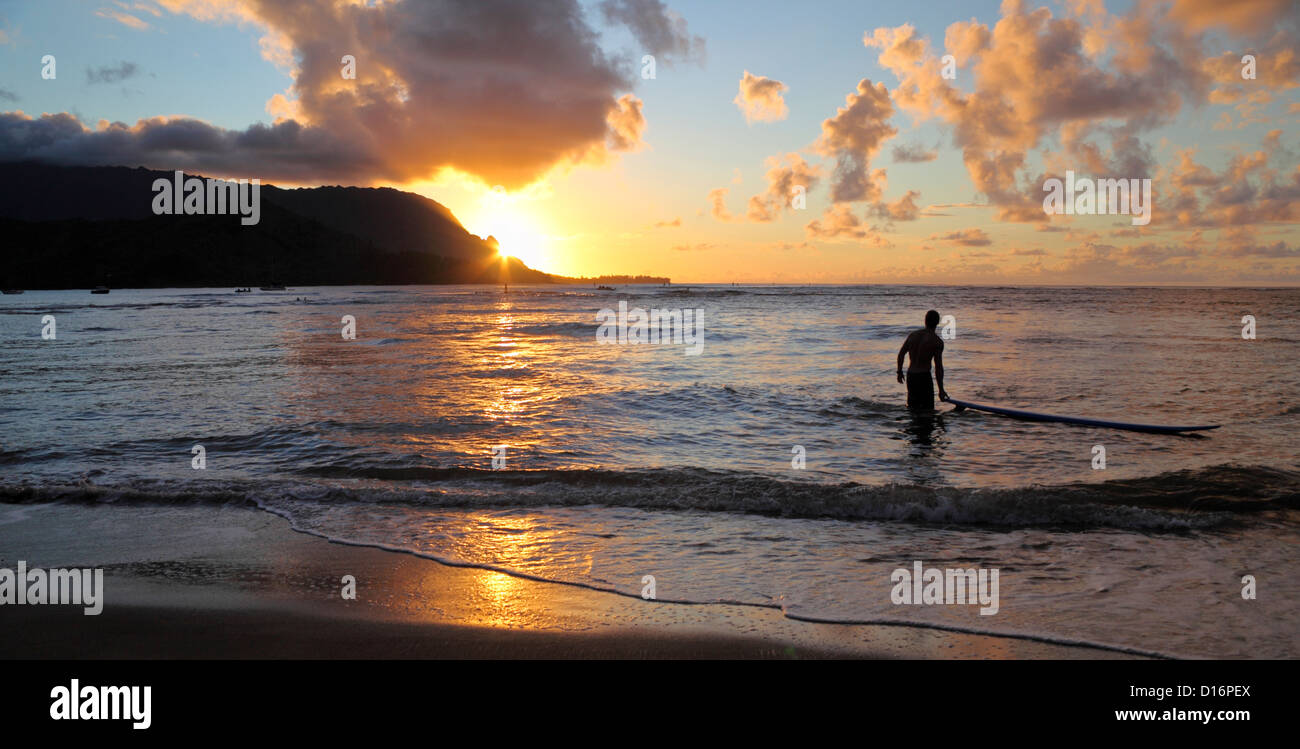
left=939, top=389, right=950, bottom=402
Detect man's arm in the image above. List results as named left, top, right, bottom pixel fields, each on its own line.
left=897, top=335, right=911, bottom=383
left=935, top=346, right=948, bottom=401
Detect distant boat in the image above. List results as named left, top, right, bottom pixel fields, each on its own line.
left=91, top=286, right=110, bottom=294
left=595, top=285, right=615, bottom=291
left=260, top=284, right=286, bottom=291
left=1, top=289, right=22, bottom=295
left=234, top=287, right=252, bottom=293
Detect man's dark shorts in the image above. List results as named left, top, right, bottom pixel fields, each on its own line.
left=906, top=371, right=934, bottom=410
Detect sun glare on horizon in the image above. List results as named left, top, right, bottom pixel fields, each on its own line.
left=473, top=188, right=551, bottom=271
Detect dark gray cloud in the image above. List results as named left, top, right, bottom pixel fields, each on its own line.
left=86, top=61, right=139, bottom=85
left=891, top=142, right=937, bottom=163
left=0, top=111, right=370, bottom=182
left=1221, top=241, right=1298, bottom=258
left=0, top=0, right=701, bottom=188
left=599, top=0, right=705, bottom=65
left=813, top=79, right=896, bottom=203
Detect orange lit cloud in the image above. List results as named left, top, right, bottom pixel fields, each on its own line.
left=805, top=204, right=890, bottom=247
left=96, top=8, right=151, bottom=30
left=930, top=228, right=992, bottom=246
left=864, top=0, right=1241, bottom=223
left=891, top=142, right=937, bottom=163
left=734, top=71, right=789, bottom=123
left=1167, top=0, right=1296, bottom=35
left=607, top=95, right=647, bottom=152
left=872, top=189, right=922, bottom=222
left=746, top=153, right=820, bottom=222
left=813, top=78, right=897, bottom=203
left=707, top=187, right=734, bottom=221
left=3, top=0, right=694, bottom=188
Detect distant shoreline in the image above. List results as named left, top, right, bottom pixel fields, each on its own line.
left=0, top=280, right=673, bottom=292
left=2, top=282, right=1297, bottom=292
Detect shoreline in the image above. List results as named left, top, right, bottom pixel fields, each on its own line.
left=0, top=503, right=1141, bottom=659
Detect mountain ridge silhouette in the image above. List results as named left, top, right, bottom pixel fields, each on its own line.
left=0, top=162, right=666, bottom=289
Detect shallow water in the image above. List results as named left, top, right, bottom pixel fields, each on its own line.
left=1, top=284, right=1297, bottom=656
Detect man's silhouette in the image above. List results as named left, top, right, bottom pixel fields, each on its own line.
left=897, top=310, right=949, bottom=410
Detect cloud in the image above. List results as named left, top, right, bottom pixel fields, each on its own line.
left=878, top=227, right=1298, bottom=284
left=1064, top=228, right=1101, bottom=242
left=806, top=205, right=865, bottom=239
left=1220, top=241, right=1298, bottom=258
left=745, top=152, right=820, bottom=222
left=1161, top=141, right=1300, bottom=228
left=707, top=187, right=733, bottom=221
left=2, top=0, right=693, bottom=189
left=930, top=228, right=991, bottom=246
left=1116, top=242, right=1199, bottom=265
left=0, top=111, right=371, bottom=183
left=606, top=94, right=646, bottom=152
left=130, top=3, right=164, bottom=18
left=765, top=241, right=813, bottom=251
left=1203, top=41, right=1300, bottom=109
left=804, top=204, right=889, bottom=247
left=734, top=71, right=788, bottom=123
left=598, top=0, right=705, bottom=66
left=891, top=142, right=937, bottom=162
left=1167, top=0, right=1297, bottom=35
left=86, top=61, right=140, bottom=85
left=871, top=189, right=921, bottom=222
left=654, top=217, right=681, bottom=228
left=96, top=8, right=151, bottom=30
left=813, top=78, right=897, bottom=203
left=0, top=89, right=17, bottom=103
left=862, top=0, right=1291, bottom=224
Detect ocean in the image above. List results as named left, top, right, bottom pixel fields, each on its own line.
left=1, top=284, right=1297, bottom=657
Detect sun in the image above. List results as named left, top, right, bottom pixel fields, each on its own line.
left=489, top=215, right=546, bottom=268
left=474, top=189, right=549, bottom=270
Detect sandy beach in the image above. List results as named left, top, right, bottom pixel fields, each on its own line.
left=0, top=503, right=1135, bottom=659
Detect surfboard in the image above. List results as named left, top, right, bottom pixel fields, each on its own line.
left=944, top=398, right=1221, bottom=434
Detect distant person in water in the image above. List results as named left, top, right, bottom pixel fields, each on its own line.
left=897, top=310, right=948, bottom=409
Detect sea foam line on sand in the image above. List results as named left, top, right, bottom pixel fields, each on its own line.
left=251, top=498, right=1178, bottom=659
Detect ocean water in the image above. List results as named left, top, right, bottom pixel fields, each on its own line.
left=1, top=284, right=1297, bottom=657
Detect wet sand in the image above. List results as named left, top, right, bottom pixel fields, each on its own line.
left=0, top=503, right=1139, bottom=659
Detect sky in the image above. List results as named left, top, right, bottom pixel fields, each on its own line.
left=0, top=0, right=1297, bottom=284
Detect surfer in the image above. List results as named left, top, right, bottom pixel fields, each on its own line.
left=897, top=310, right=948, bottom=409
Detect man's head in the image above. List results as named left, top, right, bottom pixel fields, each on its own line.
left=925, top=309, right=940, bottom=330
